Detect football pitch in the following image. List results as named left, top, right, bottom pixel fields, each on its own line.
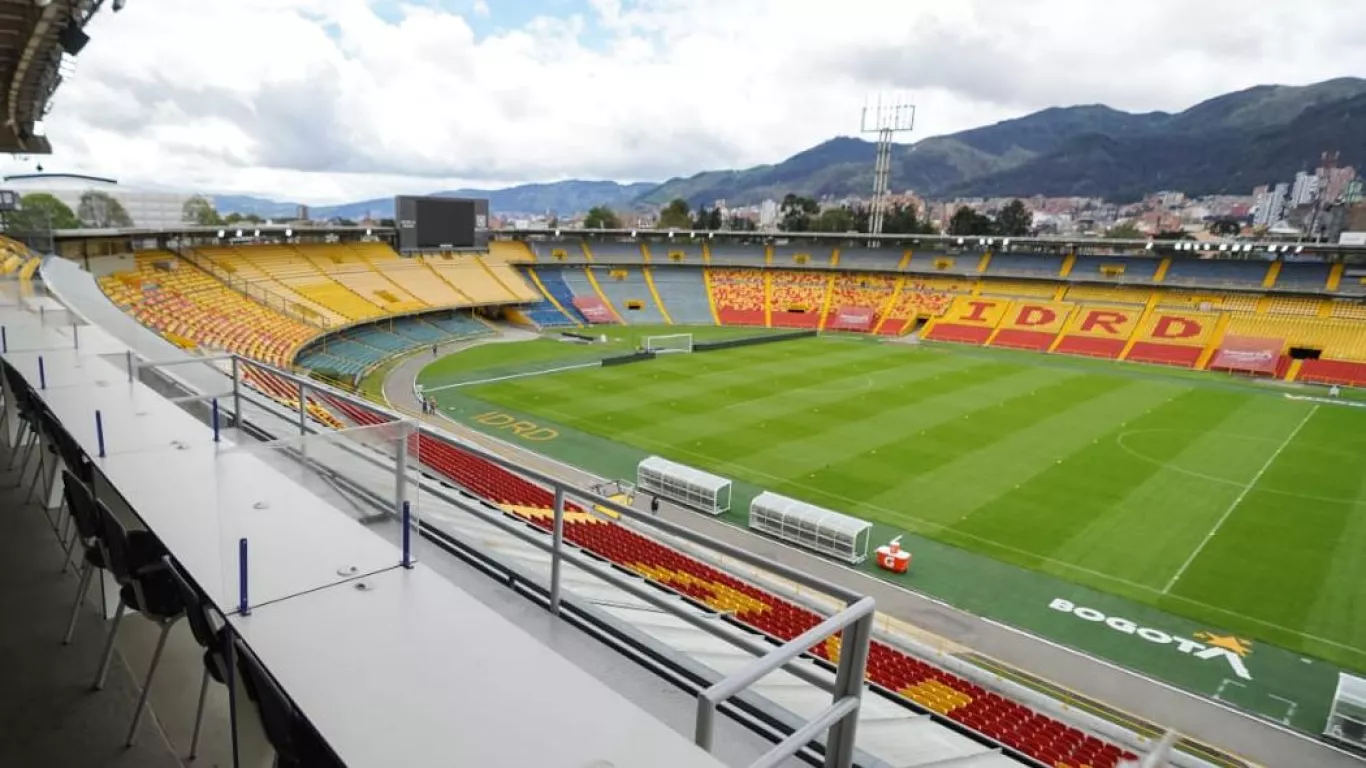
left=416, top=328, right=1366, bottom=726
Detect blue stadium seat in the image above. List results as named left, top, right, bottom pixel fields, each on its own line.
left=986, top=252, right=1064, bottom=278
left=532, top=268, right=590, bottom=323
left=1165, top=258, right=1269, bottom=287
left=1275, top=260, right=1331, bottom=291
left=1069, top=255, right=1161, bottom=282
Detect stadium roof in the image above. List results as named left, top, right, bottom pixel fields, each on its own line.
left=0, top=0, right=109, bottom=155
left=53, top=223, right=397, bottom=239
left=511, top=227, right=1366, bottom=257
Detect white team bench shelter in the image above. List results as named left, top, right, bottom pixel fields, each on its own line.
left=637, top=454, right=733, bottom=515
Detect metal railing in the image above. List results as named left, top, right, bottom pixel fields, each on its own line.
left=192, top=353, right=876, bottom=768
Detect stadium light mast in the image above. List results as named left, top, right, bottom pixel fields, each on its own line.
left=860, top=94, right=915, bottom=237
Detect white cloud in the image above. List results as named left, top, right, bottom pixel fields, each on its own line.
left=9, top=0, right=1366, bottom=203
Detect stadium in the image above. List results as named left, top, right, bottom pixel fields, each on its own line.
left=3, top=5, right=1366, bottom=768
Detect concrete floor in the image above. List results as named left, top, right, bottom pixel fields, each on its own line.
left=0, top=439, right=263, bottom=768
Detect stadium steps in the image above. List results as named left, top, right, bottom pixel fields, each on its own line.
left=418, top=258, right=477, bottom=304
left=1327, top=263, right=1344, bottom=291
left=1194, top=314, right=1231, bottom=369
left=871, top=278, right=904, bottom=334
left=581, top=267, right=624, bottom=322
left=816, top=274, right=836, bottom=330
left=763, top=272, right=773, bottom=326
left=642, top=267, right=674, bottom=324
left=701, top=268, right=722, bottom=324
left=1262, top=260, right=1282, bottom=288
left=1153, top=258, right=1172, bottom=282
left=525, top=268, right=584, bottom=327
left=479, top=255, right=542, bottom=302
left=1059, top=252, right=1077, bottom=277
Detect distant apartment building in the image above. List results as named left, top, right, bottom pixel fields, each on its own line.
left=1318, top=165, right=1357, bottom=202
left=1291, top=171, right=1319, bottom=207
left=757, top=199, right=779, bottom=230
left=1253, top=182, right=1290, bottom=227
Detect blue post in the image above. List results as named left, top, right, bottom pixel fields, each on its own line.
left=38, top=356, right=45, bottom=389
left=212, top=398, right=220, bottom=443
left=238, top=538, right=250, bottom=615
left=95, top=411, right=105, bottom=457
left=401, top=500, right=413, bottom=568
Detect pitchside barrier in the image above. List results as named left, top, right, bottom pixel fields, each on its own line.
left=694, top=329, right=817, bottom=353
left=602, top=351, right=655, bottom=367
left=560, top=331, right=597, bottom=342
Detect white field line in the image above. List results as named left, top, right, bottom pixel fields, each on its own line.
left=1163, top=405, right=1319, bottom=593
left=423, top=361, right=600, bottom=392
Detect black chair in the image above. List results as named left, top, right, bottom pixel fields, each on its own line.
left=35, top=405, right=93, bottom=557
left=165, top=559, right=231, bottom=761
left=234, top=638, right=345, bottom=768
left=59, top=472, right=162, bottom=645
left=3, top=362, right=42, bottom=485
left=88, top=500, right=184, bottom=747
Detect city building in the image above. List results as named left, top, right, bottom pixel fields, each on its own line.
left=1253, top=183, right=1289, bottom=227
left=1291, top=171, right=1319, bottom=207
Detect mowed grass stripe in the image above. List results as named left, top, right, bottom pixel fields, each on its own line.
left=432, top=335, right=1366, bottom=673
left=1168, top=407, right=1366, bottom=661
left=672, top=360, right=1035, bottom=464
left=974, top=391, right=1292, bottom=592
left=758, top=366, right=1095, bottom=493
left=536, top=341, right=952, bottom=426
left=488, top=340, right=895, bottom=423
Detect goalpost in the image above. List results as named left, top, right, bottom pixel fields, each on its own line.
left=643, top=333, right=693, bottom=354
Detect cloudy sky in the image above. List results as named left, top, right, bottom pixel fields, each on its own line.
left=4, top=0, right=1363, bottom=203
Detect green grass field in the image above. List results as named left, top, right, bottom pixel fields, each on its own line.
left=416, top=328, right=1366, bottom=730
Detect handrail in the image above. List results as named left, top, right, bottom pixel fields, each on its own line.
left=232, top=354, right=869, bottom=604
left=184, top=352, right=876, bottom=767
left=696, top=596, right=875, bottom=767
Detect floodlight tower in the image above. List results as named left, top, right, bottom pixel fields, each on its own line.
left=860, top=94, right=916, bottom=236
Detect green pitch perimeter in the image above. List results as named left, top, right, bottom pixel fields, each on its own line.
left=416, top=326, right=1366, bottom=733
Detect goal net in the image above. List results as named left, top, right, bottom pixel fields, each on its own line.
left=644, top=333, right=693, bottom=354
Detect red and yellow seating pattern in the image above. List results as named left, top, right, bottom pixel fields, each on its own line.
left=769, top=271, right=826, bottom=328
left=876, top=279, right=959, bottom=335
left=99, top=255, right=317, bottom=368
left=242, top=366, right=345, bottom=430
left=1053, top=305, right=1141, bottom=359
left=323, top=401, right=1135, bottom=768
left=710, top=268, right=767, bottom=325
left=1124, top=310, right=1221, bottom=367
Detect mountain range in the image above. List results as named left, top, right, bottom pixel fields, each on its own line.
left=213, top=78, right=1366, bottom=218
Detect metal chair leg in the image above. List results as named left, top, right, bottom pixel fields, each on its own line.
left=6, top=422, right=28, bottom=470
left=188, top=666, right=211, bottom=760
left=62, top=561, right=94, bottom=645
left=92, top=596, right=127, bottom=691
left=59, top=514, right=77, bottom=573
left=126, top=618, right=179, bottom=747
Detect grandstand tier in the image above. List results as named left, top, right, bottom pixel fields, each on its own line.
left=316, top=401, right=1138, bottom=768
left=100, top=243, right=1366, bottom=391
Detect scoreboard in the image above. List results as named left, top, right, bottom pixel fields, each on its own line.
left=395, top=195, right=489, bottom=251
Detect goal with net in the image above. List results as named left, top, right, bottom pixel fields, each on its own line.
left=643, top=333, right=693, bottom=354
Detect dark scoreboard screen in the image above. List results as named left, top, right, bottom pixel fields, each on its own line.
left=395, top=195, right=489, bottom=251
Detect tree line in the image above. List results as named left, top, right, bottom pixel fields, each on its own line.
left=4, top=191, right=135, bottom=232
left=580, top=195, right=1038, bottom=237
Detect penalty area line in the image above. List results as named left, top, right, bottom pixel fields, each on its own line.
left=1163, top=404, right=1318, bottom=594
left=422, top=361, right=601, bottom=393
